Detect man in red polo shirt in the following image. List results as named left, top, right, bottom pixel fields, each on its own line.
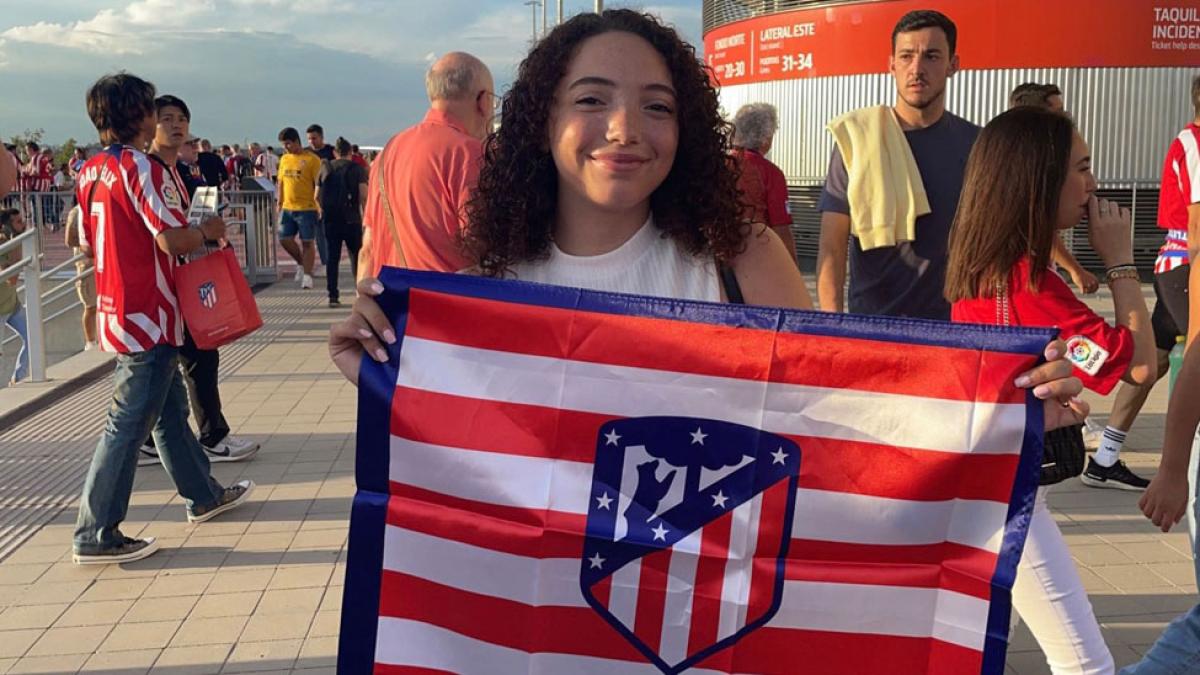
left=71, top=73, right=254, bottom=565
left=362, top=51, right=494, bottom=275
left=731, top=103, right=796, bottom=266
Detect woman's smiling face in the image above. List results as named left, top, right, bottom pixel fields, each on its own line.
left=547, top=30, right=679, bottom=218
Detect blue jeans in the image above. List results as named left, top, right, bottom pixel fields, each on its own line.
left=1120, top=432, right=1200, bottom=674
left=279, top=209, right=317, bottom=240
left=2, top=302, right=28, bottom=382
left=73, top=344, right=223, bottom=554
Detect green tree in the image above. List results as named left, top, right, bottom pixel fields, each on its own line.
left=54, top=138, right=78, bottom=169
left=7, top=128, right=45, bottom=161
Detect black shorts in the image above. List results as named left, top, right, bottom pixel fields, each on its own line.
left=1152, top=264, right=1190, bottom=351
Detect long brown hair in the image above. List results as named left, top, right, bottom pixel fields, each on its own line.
left=945, top=107, right=1076, bottom=302
left=462, top=9, right=746, bottom=278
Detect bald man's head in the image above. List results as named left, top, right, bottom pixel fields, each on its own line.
left=425, top=51, right=492, bottom=103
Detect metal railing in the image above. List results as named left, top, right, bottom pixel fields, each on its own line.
left=0, top=189, right=279, bottom=384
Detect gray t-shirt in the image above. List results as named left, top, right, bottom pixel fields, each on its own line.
left=818, top=111, right=980, bottom=320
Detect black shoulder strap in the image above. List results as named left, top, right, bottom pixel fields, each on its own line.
left=719, top=264, right=744, bottom=304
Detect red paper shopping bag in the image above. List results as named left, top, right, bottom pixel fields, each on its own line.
left=176, top=247, right=262, bottom=350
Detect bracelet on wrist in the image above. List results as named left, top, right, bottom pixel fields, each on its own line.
left=1104, top=265, right=1139, bottom=284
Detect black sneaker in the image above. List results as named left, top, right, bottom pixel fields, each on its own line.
left=328, top=298, right=342, bottom=308
left=187, top=479, right=256, bottom=523
left=73, top=536, right=160, bottom=565
left=1080, top=458, right=1150, bottom=491
left=136, top=443, right=161, bottom=466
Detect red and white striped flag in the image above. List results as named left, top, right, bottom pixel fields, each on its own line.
left=340, top=270, right=1050, bottom=675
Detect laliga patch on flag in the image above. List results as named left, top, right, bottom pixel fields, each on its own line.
left=1064, top=334, right=1108, bottom=376
left=341, top=269, right=1056, bottom=675
left=198, top=281, right=217, bottom=310
left=582, top=417, right=800, bottom=674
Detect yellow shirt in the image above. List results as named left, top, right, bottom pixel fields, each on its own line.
left=278, top=151, right=322, bottom=211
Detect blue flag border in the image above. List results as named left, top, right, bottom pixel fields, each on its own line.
left=339, top=268, right=1050, bottom=675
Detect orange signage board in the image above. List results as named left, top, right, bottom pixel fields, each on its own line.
left=703, top=0, right=1200, bottom=85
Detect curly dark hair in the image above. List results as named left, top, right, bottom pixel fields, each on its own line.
left=463, top=9, right=746, bottom=277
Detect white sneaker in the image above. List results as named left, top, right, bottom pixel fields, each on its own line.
left=313, top=268, right=326, bottom=278
left=203, top=435, right=259, bottom=462
left=83, top=341, right=98, bottom=352
left=1082, top=417, right=1104, bottom=450
left=301, top=274, right=313, bottom=289
left=293, top=266, right=303, bottom=282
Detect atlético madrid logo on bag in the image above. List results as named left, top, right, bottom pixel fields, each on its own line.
left=199, top=281, right=217, bottom=309
left=581, top=416, right=801, bottom=674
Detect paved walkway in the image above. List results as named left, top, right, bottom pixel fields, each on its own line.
left=0, top=278, right=1192, bottom=674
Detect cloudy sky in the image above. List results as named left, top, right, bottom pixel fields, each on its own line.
left=0, top=0, right=703, bottom=147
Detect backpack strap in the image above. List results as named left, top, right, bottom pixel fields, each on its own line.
left=375, top=138, right=408, bottom=268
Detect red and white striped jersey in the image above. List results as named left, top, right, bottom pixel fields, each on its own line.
left=75, top=145, right=188, bottom=353
left=1156, top=124, right=1200, bottom=273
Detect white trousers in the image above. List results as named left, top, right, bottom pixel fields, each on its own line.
left=1012, top=487, right=1114, bottom=674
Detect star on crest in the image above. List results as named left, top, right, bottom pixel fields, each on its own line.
left=711, top=490, right=729, bottom=509
left=771, top=447, right=788, bottom=465
left=595, top=492, right=613, bottom=510
left=588, top=552, right=606, bottom=569
left=651, top=522, right=669, bottom=541
left=604, top=429, right=621, bottom=446
left=690, top=427, right=707, bottom=445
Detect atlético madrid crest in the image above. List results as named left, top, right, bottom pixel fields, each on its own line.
left=199, top=281, right=217, bottom=309
left=581, top=416, right=801, bottom=674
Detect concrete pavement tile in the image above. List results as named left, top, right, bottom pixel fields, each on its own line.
left=153, top=644, right=233, bottom=673
left=80, top=578, right=154, bottom=603
left=1092, top=564, right=1177, bottom=590
left=81, top=648, right=160, bottom=674
left=221, top=639, right=301, bottom=673
left=26, top=623, right=113, bottom=655
left=1145, top=561, right=1200, bottom=589
left=1003, top=649, right=1051, bottom=675
left=1070, top=543, right=1135, bottom=567
left=1, top=547, right=68, bottom=566
left=316, top=587, right=341, bottom=614
left=0, top=604, right=68, bottom=631
left=1101, top=612, right=1194, bottom=648
left=142, top=573, right=214, bottom=599
left=0, top=657, right=14, bottom=673
left=0, top=629, right=43, bottom=658
left=12, top=580, right=90, bottom=606
left=169, top=616, right=249, bottom=647
left=1075, top=567, right=1118, bottom=593
left=181, top=534, right=242, bottom=550
left=296, top=637, right=336, bottom=668
left=190, top=592, right=262, bottom=619
left=55, top=600, right=134, bottom=627
left=7, top=653, right=89, bottom=674
left=292, top=667, right=335, bottom=674
left=1091, top=591, right=1197, bottom=619
left=100, top=620, right=181, bottom=652
left=0, top=566, right=47, bottom=586
left=1115, top=541, right=1194, bottom=564
left=255, top=589, right=322, bottom=616
left=208, top=568, right=275, bottom=594
left=123, top=596, right=199, bottom=624
left=287, top=530, right=345, bottom=551
left=306, top=612, right=338, bottom=639
left=235, top=532, right=296, bottom=553
left=239, top=612, right=314, bottom=642
left=276, top=551, right=337, bottom=569
left=160, top=552, right=230, bottom=574
left=266, top=567, right=332, bottom=592
left=95, top=554, right=173, bottom=580
left=38, top=561, right=105, bottom=583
